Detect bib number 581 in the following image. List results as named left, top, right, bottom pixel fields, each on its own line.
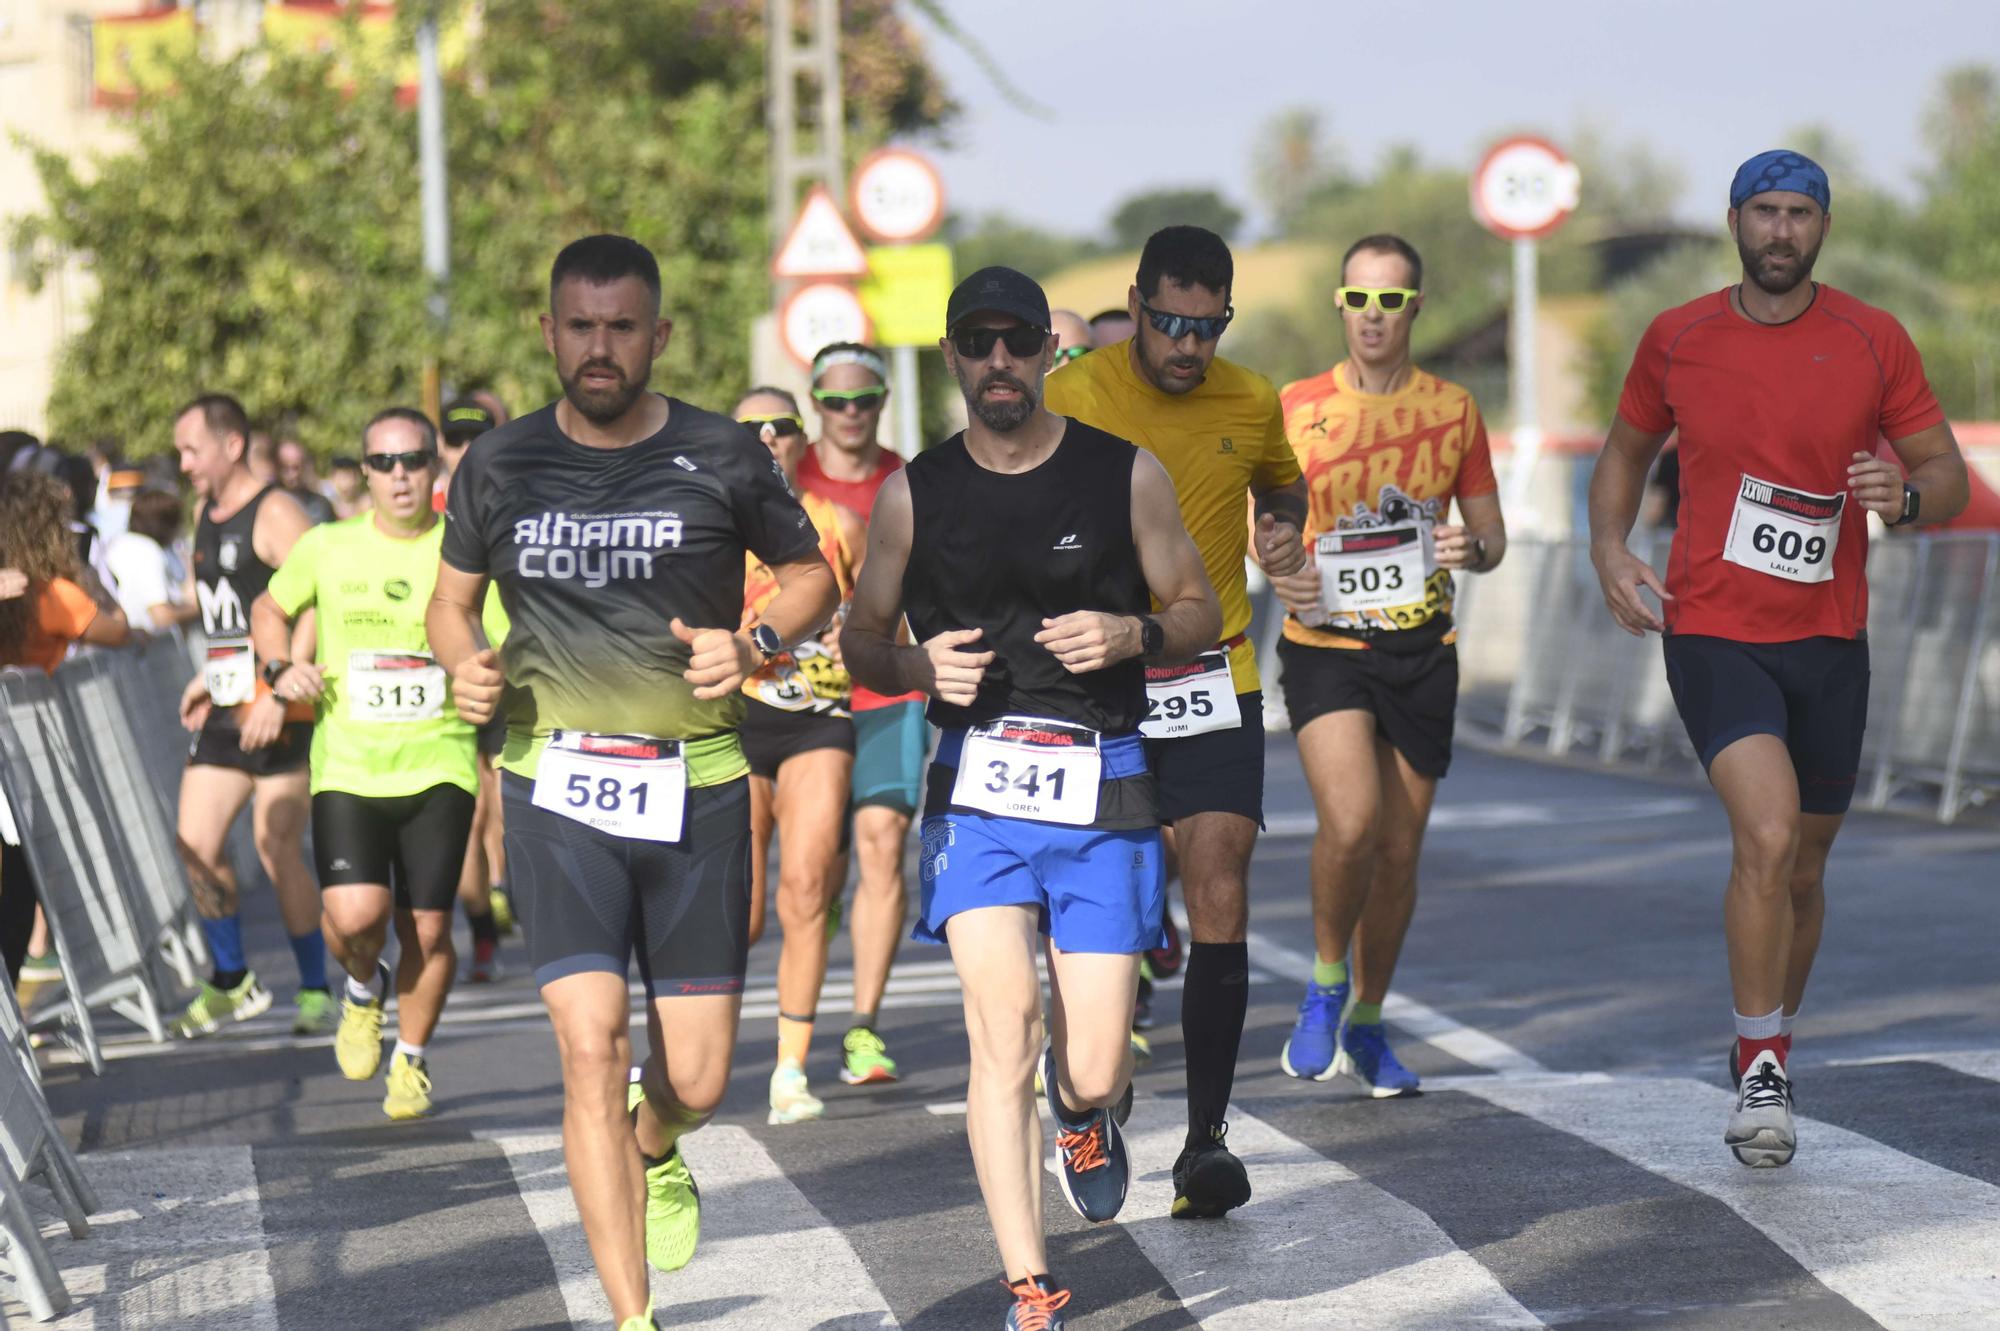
left=565, top=773, right=650, bottom=815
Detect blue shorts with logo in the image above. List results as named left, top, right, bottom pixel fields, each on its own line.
left=915, top=728, right=1165, bottom=954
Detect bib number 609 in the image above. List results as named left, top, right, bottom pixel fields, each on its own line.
left=1751, top=524, right=1827, bottom=565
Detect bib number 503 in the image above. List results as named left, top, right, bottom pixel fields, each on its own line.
left=564, top=773, right=650, bottom=815
left=1333, top=565, right=1405, bottom=596
left=1751, top=524, right=1827, bottom=565
left=983, top=759, right=1067, bottom=801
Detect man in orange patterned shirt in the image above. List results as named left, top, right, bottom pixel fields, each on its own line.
left=1264, top=234, right=1508, bottom=1097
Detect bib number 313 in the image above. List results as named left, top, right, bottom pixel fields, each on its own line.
left=532, top=732, right=686, bottom=842
left=347, top=650, right=446, bottom=722
left=1722, top=474, right=1843, bottom=585
left=951, top=717, right=1102, bottom=826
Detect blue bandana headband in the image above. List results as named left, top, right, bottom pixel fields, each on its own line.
left=1730, top=149, right=1830, bottom=211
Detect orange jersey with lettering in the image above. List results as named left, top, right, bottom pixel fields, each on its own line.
left=742, top=489, right=858, bottom=711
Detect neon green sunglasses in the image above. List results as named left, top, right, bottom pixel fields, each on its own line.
left=1336, top=286, right=1420, bottom=313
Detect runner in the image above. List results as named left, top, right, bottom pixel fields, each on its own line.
left=427, top=235, right=836, bottom=1330
left=796, top=343, right=923, bottom=1088
left=843, top=266, right=1220, bottom=1329
left=1043, top=225, right=1307, bottom=1217
left=732, top=386, right=864, bottom=1123
left=251, top=407, right=476, bottom=1120
left=1588, top=151, right=1966, bottom=1167
left=171, top=394, right=335, bottom=1039
left=1266, top=234, right=1507, bottom=1096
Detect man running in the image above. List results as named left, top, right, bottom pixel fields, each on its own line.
left=1266, top=234, right=1507, bottom=1096
left=732, top=386, right=864, bottom=1123
left=428, top=235, right=835, bottom=1330
left=796, top=342, right=923, bottom=1087
left=844, top=266, right=1219, bottom=1330
left=251, top=407, right=476, bottom=1120
left=1589, top=151, right=1966, bottom=1167
left=172, top=394, right=335, bottom=1038
left=1043, top=225, right=1307, bottom=1217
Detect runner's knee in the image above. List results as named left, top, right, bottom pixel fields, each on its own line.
left=1731, top=816, right=1799, bottom=887
left=964, top=991, right=1041, bottom=1077
left=1058, top=1044, right=1128, bottom=1108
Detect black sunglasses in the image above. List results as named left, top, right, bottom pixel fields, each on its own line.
left=739, top=413, right=806, bottom=437
left=1138, top=300, right=1233, bottom=342
left=950, top=325, right=1050, bottom=360
left=363, top=450, right=437, bottom=474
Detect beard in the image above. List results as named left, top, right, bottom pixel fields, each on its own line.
left=956, top=364, right=1040, bottom=433
left=559, top=357, right=650, bottom=425
left=1737, top=231, right=1823, bottom=296
left=1134, top=333, right=1208, bottom=396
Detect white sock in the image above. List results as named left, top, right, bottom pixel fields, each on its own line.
left=393, top=1039, right=426, bottom=1062
left=1780, top=1009, right=1797, bottom=1037
left=1734, top=1006, right=1783, bottom=1040
left=345, top=974, right=376, bottom=1004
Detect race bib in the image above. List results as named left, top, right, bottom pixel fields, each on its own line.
left=951, top=717, right=1102, bottom=827
left=1722, top=475, right=1842, bottom=584
left=532, top=732, right=686, bottom=842
left=204, top=639, right=254, bottom=707
left=347, top=650, right=447, bottom=722
left=1141, top=650, right=1241, bottom=739
left=1317, top=524, right=1427, bottom=615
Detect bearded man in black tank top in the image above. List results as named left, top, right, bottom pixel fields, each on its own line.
left=171, top=393, right=334, bottom=1039
left=844, top=268, right=1220, bottom=1331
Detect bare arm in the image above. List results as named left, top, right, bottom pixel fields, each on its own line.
left=683, top=553, right=839, bottom=700
left=78, top=601, right=129, bottom=649
left=1587, top=415, right=1676, bottom=636
left=428, top=562, right=503, bottom=724
left=1250, top=475, right=1309, bottom=577
left=1434, top=491, right=1508, bottom=572
left=252, top=490, right=312, bottom=568
left=841, top=471, right=993, bottom=704
left=250, top=592, right=325, bottom=701
left=1849, top=421, right=1969, bottom=526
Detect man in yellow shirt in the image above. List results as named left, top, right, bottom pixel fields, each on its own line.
left=1044, top=225, right=1307, bottom=1219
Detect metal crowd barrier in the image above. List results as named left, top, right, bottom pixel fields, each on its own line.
left=1453, top=531, right=2000, bottom=823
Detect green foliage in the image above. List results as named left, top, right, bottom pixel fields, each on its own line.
left=15, top=0, right=949, bottom=457
left=1108, top=187, right=1245, bottom=248
left=944, top=212, right=1106, bottom=287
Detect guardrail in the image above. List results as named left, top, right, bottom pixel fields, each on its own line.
left=1449, top=532, right=2000, bottom=823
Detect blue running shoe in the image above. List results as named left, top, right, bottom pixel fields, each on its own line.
left=1336, top=1020, right=1421, bottom=1097
left=1003, top=1275, right=1071, bottom=1330
left=1279, top=980, right=1347, bottom=1081
left=1041, top=1044, right=1129, bottom=1223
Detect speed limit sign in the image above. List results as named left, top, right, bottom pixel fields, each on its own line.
left=1471, top=137, right=1581, bottom=241
left=850, top=148, right=946, bottom=244
left=779, top=282, right=872, bottom=367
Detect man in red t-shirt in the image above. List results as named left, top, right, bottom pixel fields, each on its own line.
left=796, top=341, right=926, bottom=1086
left=1589, top=150, right=1968, bottom=1169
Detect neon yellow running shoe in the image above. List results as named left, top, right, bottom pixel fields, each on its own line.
left=292, top=988, right=338, bottom=1036
left=1130, top=1030, right=1153, bottom=1063
left=383, top=1052, right=433, bottom=1120
left=489, top=886, right=515, bottom=936
left=840, top=1025, right=899, bottom=1084
left=616, top=1306, right=661, bottom=1331
left=335, top=994, right=385, bottom=1080
left=643, top=1141, right=700, bottom=1271
left=171, top=971, right=272, bottom=1038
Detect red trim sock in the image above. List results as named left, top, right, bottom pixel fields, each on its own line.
left=1740, top=1034, right=1786, bottom=1070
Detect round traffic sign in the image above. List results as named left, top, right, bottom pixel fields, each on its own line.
left=850, top=148, right=947, bottom=244
left=1471, top=136, right=1581, bottom=241
left=779, top=282, right=872, bottom=366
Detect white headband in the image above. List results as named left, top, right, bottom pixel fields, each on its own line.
left=812, top=347, right=888, bottom=384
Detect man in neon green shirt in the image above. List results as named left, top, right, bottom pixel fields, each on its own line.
left=251, top=407, right=479, bottom=1121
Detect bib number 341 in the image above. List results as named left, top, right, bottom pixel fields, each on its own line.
left=532, top=732, right=687, bottom=842
left=951, top=717, right=1103, bottom=826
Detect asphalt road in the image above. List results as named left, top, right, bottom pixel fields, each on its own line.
left=16, top=736, right=2000, bottom=1330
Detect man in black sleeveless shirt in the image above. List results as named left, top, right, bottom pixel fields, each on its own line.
left=172, top=393, right=333, bottom=1039
left=844, top=268, right=1219, bottom=1330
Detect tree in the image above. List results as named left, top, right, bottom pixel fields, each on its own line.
left=944, top=212, right=1104, bottom=286
left=1108, top=187, right=1245, bottom=249
left=13, top=0, right=951, bottom=456
left=1252, top=107, right=1347, bottom=237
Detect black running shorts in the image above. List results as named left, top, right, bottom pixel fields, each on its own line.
left=312, top=783, right=477, bottom=912
left=738, top=697, right=854, bottom=781
left=1278, top=636, right=1459, bottom=780
left=1663, top=633, right=1869, bottom=815
left=500, top=771, right=753, bottom=997
left=188, top=718, right=312, bottom=777
left=1144, top=691, right=1266, bottom=826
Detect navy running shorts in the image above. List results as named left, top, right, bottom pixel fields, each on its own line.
left=1144, top=690, right=1265, bottom=826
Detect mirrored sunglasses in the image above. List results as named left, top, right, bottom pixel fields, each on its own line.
left=1139, top=300, right=1233, bottom=342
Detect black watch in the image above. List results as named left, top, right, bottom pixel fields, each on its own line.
left=749, top=623, right=784, bottom=660
left=1890, top=483, right=1920, bottom=527
left=261, top=659, right=290, bottom=688
left=1138, top=616, right=1164, bottom=657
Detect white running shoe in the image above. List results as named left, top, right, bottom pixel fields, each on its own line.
left=1725, top=1049, right=1796, bottom=1168
left=767, top=1058, right=824, bottom=1125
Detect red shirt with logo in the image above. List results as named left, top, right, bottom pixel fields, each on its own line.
left=1617, top=285, right=1944, bottom=643
left=796, top=444, right=919, bottom=711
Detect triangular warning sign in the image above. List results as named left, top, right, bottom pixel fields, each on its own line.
left=772, top=185, right=869, bottom=279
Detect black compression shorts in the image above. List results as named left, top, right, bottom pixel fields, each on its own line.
left=738, top=697, right=854, bottom=781
left=188, top=718, right=312, bottom=777
left=501, top=771, right=753, bottom=997
left=312, top=784, right=476, bottom=912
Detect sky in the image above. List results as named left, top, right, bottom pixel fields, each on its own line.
left=906, top=0, right=2000, bottom=241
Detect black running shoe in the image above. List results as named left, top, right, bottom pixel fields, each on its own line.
left=1171, top=1122, right=1253, bottom=1219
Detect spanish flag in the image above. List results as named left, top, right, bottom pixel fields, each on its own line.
left=91, top=7, right=197, bottom=107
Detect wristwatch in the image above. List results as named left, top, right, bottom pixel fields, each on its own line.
left=1890, top=484, right=1920, bottom=527
left=1138, top=616, right=1164, bottom=657
left=261, top=659, right=290, bottom=688
left=749, top=623, right=784, bottom=661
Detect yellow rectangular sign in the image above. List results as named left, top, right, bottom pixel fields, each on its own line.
left=858, top=244, right=954, bottom=347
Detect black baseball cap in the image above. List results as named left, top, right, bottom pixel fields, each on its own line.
left=441, top=397, right=496, bottom=443
left=946, top=266, right=1050, bottom=334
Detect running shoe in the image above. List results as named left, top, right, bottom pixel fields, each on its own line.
left=1335, top=1020, right=1421, bottom=1097
left=489, top=887, right=515, bottom=936
left=468, top=937, right=500, bottom=984
left=334, top=969, right=388, bottom=1080
left=1129, top=1030, right=1152, bottom=1063
left=1003, top=1275, right=1071, bottom=1330
left=630, top=1076, right=703, bottom=1272
left=1147, top=908, right=1184, bottom=979
left=1171, top=1122, right=1253, bottom=1219
left=292, top=988, right=338, bottom=1036
left=768, top=1058, right=825, bottom=1125
left=839, top=1025, right=898, bottom=1084
left=1728, top=1035, right=1794, bottom=1090
left=615, top=1309, right=663, bottom=1331
left=1133, top=965, right=1155, bottom=1031
left=825, top=893, right=844, bottom=941
left=17, top=947, right=60, bottom=983
left=171, top=971, right=272, bottom=1038
left=383, top=1052, right=433, bottom=1120
left=1726, top=1049, right=1796, bottom=1168
left=1279, top=979, right=1347, bottom=1081
left=1041, top=1045, right=1128, bottom=1223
